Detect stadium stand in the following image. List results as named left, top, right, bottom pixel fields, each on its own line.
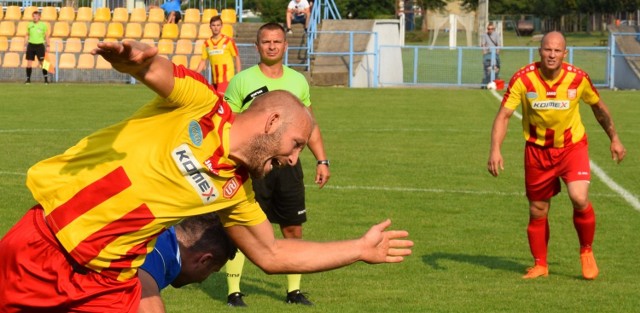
left=183, top=8, right=201, bottom=24
left=96, top=55, right=112, bottom=69
left=15, top=21, right=30, bottom=37
left=198, top=23, right=212, bottom=39
left=161, top=23, right=179, bottom=39
left=220, top=9, right=236, bottom=24
left=77, top=53, right=96, bottom=69
left=143, top=22, right=161, bottom=39
left=175, top=39, right=193, bottom=54
left=148, top=8, right=165, bottom=23
left=172, top=54, right=188, bottom=67
left=194, top=39, right=204, bottom=54
left=9, top=36, right=25, bottom=51
left=0, top=21, right=16, bottom=37
left=222, top=23, right=233, bottom=37
left=52, top=21, right=71, bottom=38
left=124, top=22, right=143, bottom=39
left=107, top=22, right=125, bottom=39
left=76, top=7, right=93, bottom=22
left=3, top=52, right=21, bottom=67
left=83, top=38, right=100, bottom=53
left=58, top=53, right=77, bottom=69
left=0, top=37, right=8, bottom=51
left=112, top=8, right=130, bottom=23
left=189, top=55, right=201, bottom=70
left=22, top=7, right=38, bottom=20
left=49, top=37, right=63, bottom=52
left=88, top=22, right=107, bottom=38
left=58, top=7, right=76, bottom=22
left=201, top=8, right=218, bottom=23
left=130, top=7, right=148, bottom=23
left=140, top=38, right=156, bottom=47
left=94, top=7, right=111, bottom=22
left=0, top=8, right=3, bottom=20
left=4, top=6, right=22, bottom=20
left=70, top=22, right=89, bottom=38
left=179, top=23, right=198, bottom=39
left=41, top=6, right=58, bottom=21
left=157, top=38, right=174, bottom=54
left=64, top=37, right=82, bottom=53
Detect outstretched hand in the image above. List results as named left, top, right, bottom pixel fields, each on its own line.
left=359, top=219, right=413, bottom=264
left=91, top=40, right=158, bottom=76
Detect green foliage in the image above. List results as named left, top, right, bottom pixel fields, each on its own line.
left=256, top=0, right=289, bottom=23
left=1, top=84, right=640, bottom=312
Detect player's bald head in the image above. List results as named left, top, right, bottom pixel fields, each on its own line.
left=540, top=31, right=566, bottom=50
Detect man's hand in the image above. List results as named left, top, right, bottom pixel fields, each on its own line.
left=92, top=40, right=158, bottom=76
left=359, top=219, right=413, bottom=264
left=315, top=164, right=330, bottom=188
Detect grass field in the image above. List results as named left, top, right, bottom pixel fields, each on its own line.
left=1, top=84, right=639, bottom=312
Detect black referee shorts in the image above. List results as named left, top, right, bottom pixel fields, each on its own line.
left=26, top=43, right=46, bottom=62
left=252, top=160, right=306, bottom=226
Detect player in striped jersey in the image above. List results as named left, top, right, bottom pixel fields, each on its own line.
left=0, top=40, right=413, bottom=312
left=196, top=15, right=241, bottom=95
left=487, top=31, right=627, bottom=280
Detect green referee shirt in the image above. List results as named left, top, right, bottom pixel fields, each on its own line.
left=27, top=22, right=48, bottom=44
left=223, top=65, right=311, bottom=113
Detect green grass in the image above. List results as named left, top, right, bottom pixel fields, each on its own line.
left=1, top=84, right=639, bottom=312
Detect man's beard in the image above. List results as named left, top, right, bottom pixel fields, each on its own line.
left=244, top=126, right=285, bottom=179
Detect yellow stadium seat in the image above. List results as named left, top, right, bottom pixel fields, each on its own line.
left=140, top=38, right=156, bottom=47
left=96, top=55, right=112, bottom=69
left=0, top=36, right=8, bottom=51
left=15, top=21, right=30, bottom=37
left=76, top=7, right=93, bottom=22
left=193, top=39, right=204, bottom=54
left=58, top=53, right=76, bottom=69
left=142, top=22, right=160, bottom=39
left=112, top=7, right=129, bottom=23
left=189, top=55, right=201, bottom=71
left=70, top=22, right=88, bottom=37
left=22, top=7, right=38, bottom=20
left=64, top=37, right=82, bottom=52
left=107, top=22, right=124, bottom=39
left=221, top=24, right=233, bottom=38
left=201, top=8, right=218, bottom=23
left=183, top=8, right=200, bottom=24
left=220, top=9, right=236, bottom=24
left=2, top=52, right=22, bottom=67
left=124, top=22, right=142, bottom=39
left=0, top=21, right=16, bottom=37
left=174, top=39, right=193, bottom=54
left=49, top=37, right=63, bottom=52
left=4, top=6, right=22, bottom=20
left=88, top=22, right=107, bottom=38
left=157, top=38, right=174, bottom=54
left=77, top=53, right=96, bottom=68
left=0, top=8, right=3, bottom=20
left=41, top=6, right=58, bottom=21
left=82, top=37, right=100, bottom=53
left=198, top=23, right=212, bottom=39
left=94, top=7, right=111, bottom=22
left=147, top=8, right=165, bottom=23
left=52, top=21, right=70, bottom=38
left=172, top=54, right=188, bottom=67
left=58, top=7, right=76, bottom=22
left=179, top=23, right=197, bottom=39
left=161, top=23, right=179, bottom=39
left=103, top=37, right=118, bottom=44
left=9, top=36, right=25, bottom=51
left=129, top=7, right=147, bottom=23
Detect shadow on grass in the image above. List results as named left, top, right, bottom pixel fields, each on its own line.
left=197, top=272, right=289, bottom=305
left=422, top=252, right=527, bottom=274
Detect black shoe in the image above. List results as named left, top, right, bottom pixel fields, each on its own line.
left=25, top=79, right=31, bottom=85
left=227, top=292, right=247, bottom=307
left=286, top=290, right=313, bottom=305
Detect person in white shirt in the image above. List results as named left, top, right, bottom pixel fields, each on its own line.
left=286, top=0, right=311, bottom=34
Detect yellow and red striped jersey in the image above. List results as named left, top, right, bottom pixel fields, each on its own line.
left=501, top=62, right=600, bottom=148
left=26, top=65, right=266, bottom=281
left=201, top=35, right=239, bottom=85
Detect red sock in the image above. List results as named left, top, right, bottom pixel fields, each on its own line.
left=527, top=216, right=548, bottom=267
left=573, top=203, right=596, bottom=253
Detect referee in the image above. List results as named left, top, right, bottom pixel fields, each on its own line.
left=24, top=11, right=50, bottom=84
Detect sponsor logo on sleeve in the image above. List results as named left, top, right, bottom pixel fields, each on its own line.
left=222, top=176, right=241, bottom=199
left=188, top=120, right=203, bottom=147
left=568, top=89, right=577, bottom=100
left=526, top=92, right=538, bottom=99
left=172, top=144, right=219, bottom=204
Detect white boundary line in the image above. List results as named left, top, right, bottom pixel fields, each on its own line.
left=490, top=89, right=640, bottom=211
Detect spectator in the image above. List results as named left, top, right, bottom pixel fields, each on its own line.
left=195, top=15, right=241, bottom=95
left=285, top=0, right=311, bottom=34
left=161, top=0, right=182, bottom=24
left=481, top=22, right=501, bottom=87
left=138, top=214, right=236, bottom=313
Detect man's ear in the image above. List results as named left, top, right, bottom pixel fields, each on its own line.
left=264, top=112, right=281, bottom=134
left=198, top=252, right=214, bottom=267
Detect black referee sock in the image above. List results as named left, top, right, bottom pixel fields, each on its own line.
left=26, top=67, right=32, bottom=80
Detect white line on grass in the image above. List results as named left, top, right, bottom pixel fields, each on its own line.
left=490, top=89, right=640, bottom=212
left=0, top=128, right=93, bottom=133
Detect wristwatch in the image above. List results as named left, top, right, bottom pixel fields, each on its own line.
left=316, top=160, right=330, bottom=167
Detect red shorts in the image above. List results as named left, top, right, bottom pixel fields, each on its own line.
left=524, top=136, right=590, bottom=201
left=0, top=205, right=141, bottom=313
